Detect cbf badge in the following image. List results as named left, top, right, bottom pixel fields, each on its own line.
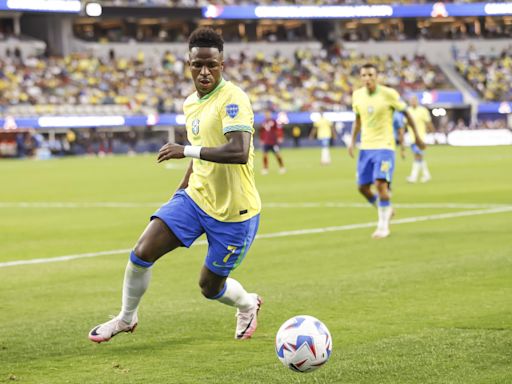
left=192, top=119, right=200, bottom=135
left=226, top=104, right=239, bottom=118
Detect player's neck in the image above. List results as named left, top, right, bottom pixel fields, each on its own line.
left=366, top=85, right=378, bottom=95
left=196, top=78, right=225, bottom=99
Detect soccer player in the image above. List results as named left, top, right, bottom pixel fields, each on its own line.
left=89, top=28, right=262, bottom=342
left=348, top=63, right=425, bottom=239
left=309, top=111, right=336, bottom=165
left=406, top=95, right=434, bottom=183
left=259, top=110, right=286, bottom=175
left=393, top=111, right=406, bottom=160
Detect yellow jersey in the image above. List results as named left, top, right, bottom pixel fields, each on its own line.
left=314, top=117, right=333, bottom=139
left=407, top=105, right=431, bottom=141
left=183, top=79, right=261, bottom=222
left=352, top=85, right=407, bottom=150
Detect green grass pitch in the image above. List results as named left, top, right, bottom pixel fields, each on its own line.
left=1, top=146, right=511, bottom=383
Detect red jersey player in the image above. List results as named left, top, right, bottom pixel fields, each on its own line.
left=259, top=111, right=286, bottom=175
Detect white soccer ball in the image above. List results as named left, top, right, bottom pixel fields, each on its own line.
left=275, top=315, right=332, bottom=373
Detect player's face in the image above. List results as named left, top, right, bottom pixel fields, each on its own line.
left=188, top=47, right=224, bottom=97
left=410, top=96, right=418, bottom=107
left=360, top=67, right=377, bottom=90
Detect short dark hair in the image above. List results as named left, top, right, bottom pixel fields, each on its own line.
left=188, top=28, right=224, bottom=52
left=360, top=63, right=377, bottom=71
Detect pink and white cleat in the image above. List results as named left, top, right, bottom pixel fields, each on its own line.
left=235, top=294, right=263, bottom=340
left=88, top=314, right=138, bottom=343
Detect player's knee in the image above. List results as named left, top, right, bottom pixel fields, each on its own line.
left=358, top=185, right=368, bottom=195
left=198, top=278, right=222, bottom=299
left=133, top=241, right=154, bottom=263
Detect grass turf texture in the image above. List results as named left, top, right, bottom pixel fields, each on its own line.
left=0, top=146, right=511, bottom=383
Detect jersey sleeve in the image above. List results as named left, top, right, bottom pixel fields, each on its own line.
left=423, top=107, right=432, bottom=123
left=220, top=89, right=254, bottom=135
left=352, top=93, right=360, bottom=115
left=388, top=89, right=407, bottom=112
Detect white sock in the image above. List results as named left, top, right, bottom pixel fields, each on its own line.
left=409, top=161, right=421, bottom=180
left=377, top=205, right=392, bottom=231
left=216, top=277, right=256, bottom=311
left=119, top=261, right=152, bottom=323
left=321, top=147, right=331, bottom=164
left=421, top=161, right=431, bottom=178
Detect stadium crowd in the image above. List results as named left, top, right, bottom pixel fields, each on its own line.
left=0, top=48, right=450, bottom=115
left=455, top=46, right=512, bottom=102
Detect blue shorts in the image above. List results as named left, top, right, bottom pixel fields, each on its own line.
left=263, top=144, right=280, bottom=153
left=411, top=144, right=424, bottom=156
left=357, top=149, right=395, bottom=185
left=151, top=190, right=260, bottom=277
left=319, top=138, right=330, bottom=148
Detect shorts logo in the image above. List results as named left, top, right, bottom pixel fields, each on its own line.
left=380, top=161, right=391, bottom=173
left=192, top=119, right=200, bottom=135
left=226, top=104, right=239, bottom=118
left=368, top=106, right=374, bottom=114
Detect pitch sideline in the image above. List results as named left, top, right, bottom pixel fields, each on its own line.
left=1, top=206, right=511, bottom=269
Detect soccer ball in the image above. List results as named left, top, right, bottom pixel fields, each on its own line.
left=275, top=315, right=332, bottom=373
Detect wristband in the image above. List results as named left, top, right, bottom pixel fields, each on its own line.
left=183, top=145, right=202, bottom=159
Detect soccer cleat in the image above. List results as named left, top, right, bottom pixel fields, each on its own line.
left=406, top=176, right=417, bottom=183
left=235, top=294, right=262, bottom=340
left=420, top=175, right=431, bottom=183
left=88, top=314, right=138, bottom=343
left=261, top=168, right=269, bottom=175
left=279, top=167, right=287, bottom=175
left=372, top=228, right=390, bottom=239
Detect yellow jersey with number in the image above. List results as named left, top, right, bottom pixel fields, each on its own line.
left=183, top=79, right=261, bottom=222
left=352, top=85, right=407, bottom=150
left=407, top=105, right=431, bottom=141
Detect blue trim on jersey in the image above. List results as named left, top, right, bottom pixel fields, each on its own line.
left=223, top=124, right=252, bottom=134
left=151, top=190, right=260, bottom=277
left=130, top=251, right=154, bottom=268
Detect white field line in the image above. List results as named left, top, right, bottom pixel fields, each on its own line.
left=0, top=202, right=510, bottom=210
left=1, top=206, right=511, bottom=269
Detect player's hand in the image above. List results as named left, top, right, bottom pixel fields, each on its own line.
left=416, top=138, right=426, bottom=150
left=157, top=143, right=185, bottom=162
left=348, top=143, right=355, bottom=158
left=400, top=146, right=406, bottom=160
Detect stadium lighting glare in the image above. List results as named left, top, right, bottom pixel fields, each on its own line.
left=432, top=108, right=447, bottom=117
left=85, top=2, right=102, bottom=17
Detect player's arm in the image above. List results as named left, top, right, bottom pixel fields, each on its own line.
left=308, top=125, right=317, bottom=140
left=348, top=114, right=361, bottom=158
left=398, top=126, right=406, bottom=159
left=404, top=109, right=426, bottom=150
left=176, top=160, right=193, bottom=191
left=157, top=131, right=251, bottom=164
left=277, top=123, right=284, bottom=144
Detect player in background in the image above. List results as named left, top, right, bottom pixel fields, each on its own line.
left=259, top=110, right=286, bottom=175
left=348, top=63, right=425, bottom=239
left=393, top=111, right=407, bottom=160
left=309, top=111, right=336, bottom=165
left=89, top=28, right=262, bottom=343
left=406, top=95, right=434, bottom=183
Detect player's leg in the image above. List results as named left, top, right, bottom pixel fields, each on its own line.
left=407, top=145, right=422, bottom=183
left=419, top=151, right=431, bottom=183
left=320, top=139, right=331, bottom=165
left=89, top=190, right=203, bottom=343
left=372, top=150, right=395, bottom=239
left=201, top=214, right=262, bottom=339
left=273, top=145, right=286, bottom=174
left=262, top=145, right=270, bottom=175
left=357, top=150, right=377, bottom=206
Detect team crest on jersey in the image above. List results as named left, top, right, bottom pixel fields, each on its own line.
left=192, top=119, right=200, bottom=135
left=368, top=106, right=374, bottom=114
left=226, top=104, right=239, bottom=118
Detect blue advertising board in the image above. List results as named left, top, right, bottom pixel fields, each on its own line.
left=0, top=0, right=81, bottom=13
left=203, top=3, right=512, bottom=19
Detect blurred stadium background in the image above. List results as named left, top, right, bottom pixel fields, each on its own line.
left=0, top=0, right=511, bottom=157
